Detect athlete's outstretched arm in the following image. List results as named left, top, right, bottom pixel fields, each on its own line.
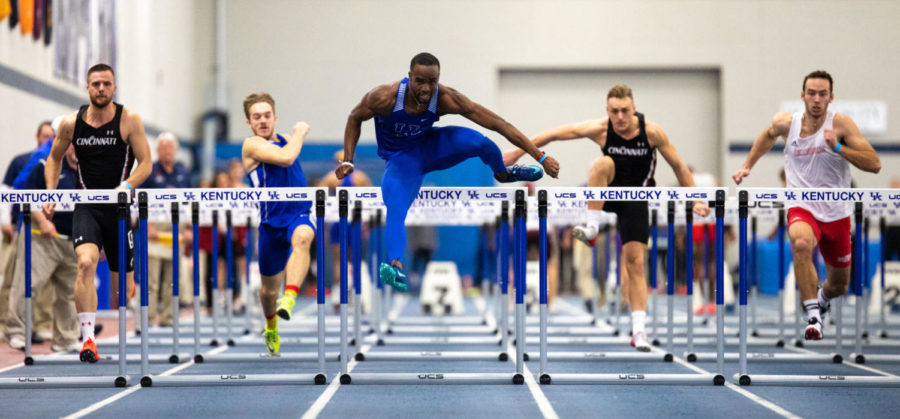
left=44, top=116, right=75, bottom=192
left=504, top=119, right=605, bottom=165
left=243, top=122, right=310, bottom=169
left=124, top=111, right=153, bottom=189
left=732, top=112, right=792, bottom=185
left=338, top=85, right=395, bottom=180
left=830, top=114, right=881, bottom=174
left=650, top=123, right=709, bottom=216
left=42, top=115, right=76, bottom=219
left=441, top=87, right=559, bottom=178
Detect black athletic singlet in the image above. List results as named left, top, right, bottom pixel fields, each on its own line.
left=72, top=103, right=134, bottom=189
left=602, top=112, right=656, bottom=187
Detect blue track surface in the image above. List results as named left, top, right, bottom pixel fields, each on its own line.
left=2, top=295, right=899, bottom=418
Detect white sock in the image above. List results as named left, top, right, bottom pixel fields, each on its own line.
left=78, top=312, right=96, bottom=342
left=586, top=210, right=604, bottom=231
left=803, top=299, right=820, bottom=322
left=817, top=288, right=830, bottom=310
left=631, top=310, right=646, bottom=335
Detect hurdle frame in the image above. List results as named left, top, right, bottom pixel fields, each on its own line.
left=735, top=188, right=900, bottom=387
left=0, top=191, right=131, bottom=388
left=338, top=187, right=525, bottom=385
left=140, top=187, right=329, bottom=387
left=535, top=187, right=726, bottom=385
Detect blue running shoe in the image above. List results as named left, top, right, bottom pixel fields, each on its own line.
left=499, top=165, right=544, bottom=183
left=379, top=263, right=409, bottom=292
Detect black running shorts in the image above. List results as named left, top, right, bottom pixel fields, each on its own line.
left=604, top=201, right=650, bottom=245
left=72, top=204, right=134, bottom=273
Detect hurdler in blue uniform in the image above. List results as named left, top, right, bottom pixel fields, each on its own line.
left=337, top=52, right=561, bottom=292
left=240, top=92, right=314, bottom=355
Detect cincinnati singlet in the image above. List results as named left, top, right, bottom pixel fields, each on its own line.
left=601, top=112, right=656, bottom=244
left=602, top=112, right=656, bottom=187
left=373, top=77, right=440, bottom=159
left=72, top=103, right=134, bottom=189
left=70, top=102, right=134, bottom=272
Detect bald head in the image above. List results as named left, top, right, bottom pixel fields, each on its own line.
left=157, top=132, right=178, bottom=168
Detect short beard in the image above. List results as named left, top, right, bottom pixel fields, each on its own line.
left=90, top=96, right=112, bottom=108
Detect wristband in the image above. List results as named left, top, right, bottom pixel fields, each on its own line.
left=120, top=181, right=133, bottom=191
left=832, top=143, right=841, bottom=153
left=340, top=161, right=354, bottom=169
left=538, top=151, right=548, bottom=164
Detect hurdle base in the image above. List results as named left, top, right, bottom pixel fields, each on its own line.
left=197, top=352, right=340, bottom=363
left=342, top=373, right=520, bottom=385
left=689, top=352, right=842, bottom=363
left=26, top=353, right=192, bottom=365
left=142, top=372, right=326, bottom=387
left=735, top=373, right=900, bottom=387
left=0, top=375, right=129, bottom=389
left=545, top=373, right=722, bottom=385
left=355, top=351, right=507, bottom=362
left=850, top=354, right=900, bottom=364
left=380, top=336, right=502, bottom=346
left=103, top=336, right=343, bottom=348
left=523, top=352, right=670, bottom=362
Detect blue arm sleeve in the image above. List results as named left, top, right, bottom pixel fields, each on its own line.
left=13, top=141, right=52, bottom=189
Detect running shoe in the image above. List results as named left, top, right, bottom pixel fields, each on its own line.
left=276, top=296, right=296, bottom=321
left=8, top=335, right=26, bottom=351
left=631, top=331, right=651, bottom=352
left=379, top=263, right=409, bottom=292
left=263, top=329, right=280, bottom=355
left=573, top=225, right=598, bottom=247
left=80, top=338, right=99, bottom=363
left=498, top=165, right=544, bottom=183
left=804, top=317, right=824, bottom=341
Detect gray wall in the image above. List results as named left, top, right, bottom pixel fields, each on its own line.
left=2, top=0, right=898, bottom=189
left=225, top=0, right=900, bottom=188
left=0, top=0, right=215, bottom=172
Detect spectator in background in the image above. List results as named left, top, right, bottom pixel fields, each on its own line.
left=227, top=159, right=249, bottom=312
left=6, top=143, right=81, bottom=351
left=688, top=167, right=733, bottom=315
left=574, top=223, right=608, bottom=314
left=139, top=133, right=190, bottom=328
left=199, top=171, right=247, bottom=314
left=1, top=121, right=55, bottom=344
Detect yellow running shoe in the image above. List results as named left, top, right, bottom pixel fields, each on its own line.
left=276, top=296, right=296, bottom=321
left=263, top=329, right=280, bottom=355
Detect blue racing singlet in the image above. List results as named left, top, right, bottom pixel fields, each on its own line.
left=248, top=134, right=312, bottom=227
left=373, top=77, right=440, bottom=159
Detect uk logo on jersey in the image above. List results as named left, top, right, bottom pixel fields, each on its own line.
left=393, top=123, right=424, bottom=137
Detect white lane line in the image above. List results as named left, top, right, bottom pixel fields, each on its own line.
left=0, top=362, right=25, bottom=374
left=61, top=345, right=230, bottom=419
left=659, top=348, right=801, bottom=419
left=786, top=345, right=897, bottom=377
left=300, top=295, right=409, bottom=419
left=504, top=332, right=559, bottom=419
